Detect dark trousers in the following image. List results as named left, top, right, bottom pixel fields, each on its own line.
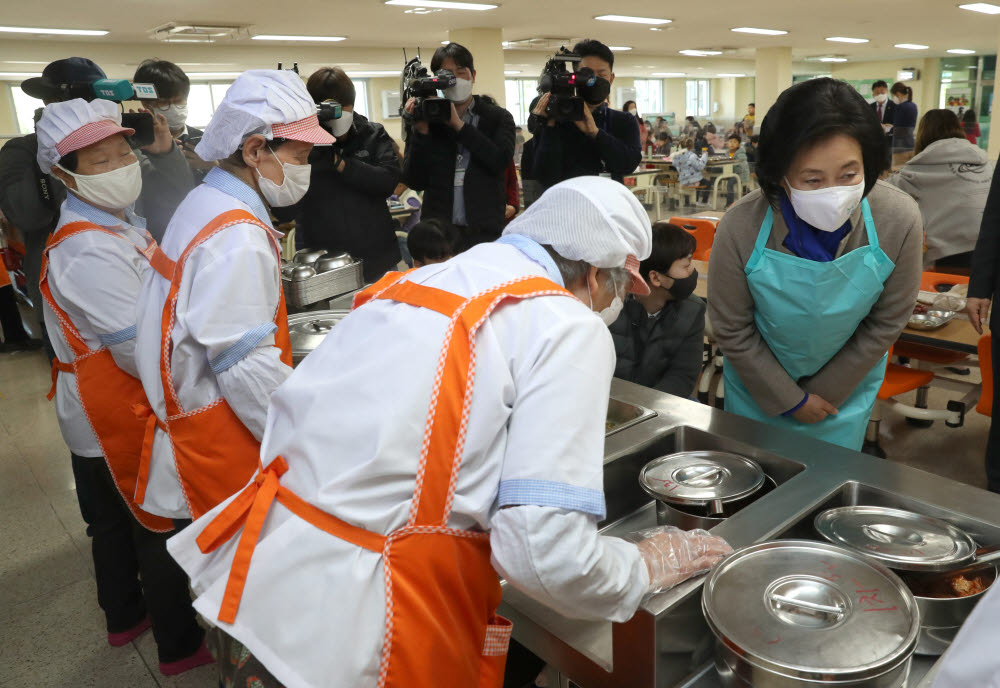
left=72, top=454, right=204, bottom=663
left=0, top=284, right=28, bottom=343
left=988, top=336, right=1000, bottom=493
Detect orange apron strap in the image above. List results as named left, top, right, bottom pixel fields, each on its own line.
left=159, top=210, right=276, bottom=418
left=46, top=358, right=75, bottom=401
left=408, top=277, right=573, bottom=526
left=148, top=246, right=176, bottom=281
left=132, top=403, right=167, bottom=505
left=196, top=456, right=387, bottom=624
left=375, top=280, right=468, bottom=317
left=351, top=269, right=414, bottom=310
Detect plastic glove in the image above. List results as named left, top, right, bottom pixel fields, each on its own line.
left=629, top=527, right=733, bottom=593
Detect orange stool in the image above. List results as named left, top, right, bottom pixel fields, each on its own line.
left=864, top=349, right=936, bottom=457
left=669, top=217, right=716, bottom=261
left=978, top=333, right=993, bottom=417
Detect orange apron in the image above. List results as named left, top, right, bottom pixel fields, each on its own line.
left=196, top=272, right=573, bottom=688
left=41, top=221, right=175, bottom=533
left=142, top=209, right=292, bottom=520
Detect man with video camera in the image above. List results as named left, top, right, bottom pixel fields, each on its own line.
left=402, top=42, right=515, bottom=249
left=530, top=40, right=642, bottom=189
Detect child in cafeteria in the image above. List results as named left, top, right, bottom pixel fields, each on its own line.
left=726, top=134, right=750, bottom=205
left=672, top=137, right=709, bottom=204
left=406, top=218, right=460, bottom=268
left=654, top=131, right=672, bottom=156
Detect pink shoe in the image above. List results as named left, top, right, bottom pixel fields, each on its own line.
left=159, top=641, right=214, bottom=676
left=108, top=616, right=152, bottom=647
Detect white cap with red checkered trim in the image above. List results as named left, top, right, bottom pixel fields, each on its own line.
left=36, top=99, right=135, bottom=174
left=195, top=69, right=335, bottom=162
left=502, top=176, right=653, bottom=295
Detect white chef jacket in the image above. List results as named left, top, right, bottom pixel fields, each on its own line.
left=168, top=239, right=649, bottom=688
left=134, top=167, right=291, bottom=518
left=931, top=581, right=1000, bottom=687
left=43, top=193, right=154, bottom=458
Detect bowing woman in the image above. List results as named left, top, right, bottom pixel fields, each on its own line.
left=708, top=78, right=922, bottom=451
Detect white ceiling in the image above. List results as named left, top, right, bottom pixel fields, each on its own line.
left=0, top=0, right=997, bottom=78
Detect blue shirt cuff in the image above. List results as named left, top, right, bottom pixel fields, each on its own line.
left=98, top=325, right=137, bottom=347
left=209, top=322, right=278, bottom=374
left=497, top=479, right=606, bottom=520
left=782, top=392, right=810, bottom=417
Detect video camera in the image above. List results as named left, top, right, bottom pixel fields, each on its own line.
left=538, top=47, right=611, bottom=122
left=317, top=99, right=343, bottom=128
left=400, top=56, right=456, bottom=125
left=34, top=78, right=160, bottom=147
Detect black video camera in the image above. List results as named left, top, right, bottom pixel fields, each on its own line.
left=538, top=47, right=612, bottom=123
left=400, top=57, right=457, bottom=125
left=317, top=99, right=343, bottom=128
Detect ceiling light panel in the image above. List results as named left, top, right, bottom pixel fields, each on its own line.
left=959, top=3, right=1000, bottom=14
left=595, top=15, right=672, bottom=25
left=826, top=36, right=869, bottom=43
left=0, top=26, right=107, bottom=36
left=252, top=35, right=346, bottom=41
left=731, top=27, right=787, bottom=35
left=385, top=0, right=498, bottom=9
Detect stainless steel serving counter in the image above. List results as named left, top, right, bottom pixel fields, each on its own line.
left=499, top=379, right=1000, bottom=687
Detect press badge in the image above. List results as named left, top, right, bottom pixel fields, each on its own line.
left=454, top=166, right=467, bottom=188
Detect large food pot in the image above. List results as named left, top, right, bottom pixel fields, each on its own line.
left=287, top=310, right=350, bottom=366
left=639, top=451, right=769, bottom=530
left=703, top=540, right=919, bottom=687
left=814, top=505, right=999, bottom=655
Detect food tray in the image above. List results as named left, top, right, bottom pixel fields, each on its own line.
left=908, top=310, right=956, bottom=331
left=605, top=398, right=657, bottom=436
left=283, top=261, right=364, bottom=308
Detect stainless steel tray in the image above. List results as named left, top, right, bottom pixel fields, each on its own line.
left=605, top=397, right=657, bottom=436
left=283, top=261, right=364, bottom=308
left=908, top=310, right=956, bottom=331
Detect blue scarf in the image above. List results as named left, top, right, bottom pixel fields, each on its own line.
left=778, top=192, right=852, bottom=262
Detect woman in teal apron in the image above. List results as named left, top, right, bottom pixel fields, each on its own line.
left=708, top=78, right=923, bottom=451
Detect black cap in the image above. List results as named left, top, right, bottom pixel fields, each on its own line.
left=21, top=57, right=106, bottom=101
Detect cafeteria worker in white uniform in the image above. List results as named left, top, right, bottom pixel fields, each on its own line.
left=166, top=177, right=732, bottom=688
left=708, top=78, right=922, bottom=451
left=133, top=70, right=334, bottom=523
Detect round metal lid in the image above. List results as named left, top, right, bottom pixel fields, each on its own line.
left=702, top=540, right=919, bottom=682
left=638, top=451, right=765, bottom=505
left=814, top=506, right=977, bottom=572
left=288, top=310, right=349, bottom=355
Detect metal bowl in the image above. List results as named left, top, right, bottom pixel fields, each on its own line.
left=293, top=248, right=328, bottom=266
left=288, top=265, right=316, bottom=282
left=908, top=313, right=948, bottom=331
left=316, top=253, right=354, bottom=272
left=899, top=566, right=997, bottom=655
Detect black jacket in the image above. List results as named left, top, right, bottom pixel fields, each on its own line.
left=531, top=104, right=642, bottom=188
left=871, top=100, right=897, bottom=130
left=969, top=165, right=1000, bottom=326
left=403, top=95, right=515, bottom=243
left=278, top=113, right=401, bottom=282
left=609, top=296, right=706, bottom=398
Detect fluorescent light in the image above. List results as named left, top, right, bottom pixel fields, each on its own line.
left=608, top=46, right=632, bottom=51
left=942, top=78, right=953, bottom=83
left=441, top=40, right=449, bottom=45
left=595, top=14, right=672, bottom=25
left=826, top=36, right=869, bottom=44
left=960, top=3, right=1000, bottom=13
left=820, top=57, right=848, bottom=62
left=653, top=72, right=686, bottom=77
left=384, top=0, right=498, bottom=9
left=188, top=72, right=243, bottom=78
left=895, top=43, right=929, bottom=50
left=252, top=35, right=346, bottom=42
left=0, top=72, right=43, bottom=78
left=731, top=27, right=787, bottom=36
left=679, top=49, right=722, bottom=56
left=346, top=70, right=401, bottom=77
left=0, top=26, right=107, bottom=36
left=504, top=70, right=520, bottom=75
left=947, top=48, right=976, bottom=54
left=717, top=73, right=746, bottom=77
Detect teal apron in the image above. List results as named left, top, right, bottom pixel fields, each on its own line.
left=723, top=199, right=895, bottom=450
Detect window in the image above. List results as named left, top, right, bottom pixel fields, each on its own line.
left=686, top=79, right=710, bottom=118
left=633, top=79, right=663, bottom=115
left=9, top=85, right=40, bottom=135
left=505, top=79, right=538, bottom=126
left=353, top=79, right=369, bottom=118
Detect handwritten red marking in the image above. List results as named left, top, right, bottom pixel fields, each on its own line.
left=819, top=559, right=842, bottom=582
left=852, top=578, right=898, bottom=613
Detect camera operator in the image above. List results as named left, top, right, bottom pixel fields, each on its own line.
left=530, top=40, right=641, bottom=188
left=276, top=67, right=402, bottom=282
left=132, top=59, right=198, bottom=241
left=403, top=42, right=515, bottom=249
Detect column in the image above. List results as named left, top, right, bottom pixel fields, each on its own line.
left=754, top=47, right=793, bottom=123
left=919, top=57, right=941, bottom=118
left=989, top=29, right=1000, bottom=158
left=448, top=28, right=506, bottom=108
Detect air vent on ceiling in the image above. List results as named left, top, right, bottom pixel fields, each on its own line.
left=150, top=23, right=251, bottom=43
left=503, top=37, right=576, bottom=51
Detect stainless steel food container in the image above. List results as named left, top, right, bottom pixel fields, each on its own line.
left=287, top=310, right=350, bottom=365
left=905, top=566, right=997, bottom=654
left=639, top=451, right=767, bottom=529
left=703, top=540, right=919, bottom=687
left=282, top=259, right=364, bottom=308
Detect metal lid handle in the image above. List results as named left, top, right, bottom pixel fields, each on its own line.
left=770, top=593, right=846, bottom=618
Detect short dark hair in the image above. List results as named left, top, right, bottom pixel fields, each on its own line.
left=641, top=222, right=697, bottom=278
left=306, top=67, right=356, bottom=106
left=756, top=77, right=888, bottom=206
left=656, top=131, right=669, bottom=141
left=56, top=151, right=78, bottom=172
left=408, top=219, right=459, bottom=263
left=750, top=134, right=759, bottom=144
left=224, top=137, right=290, bottom=168
left=431, top=43, right=475, bottom=73
left=748, top=102, right=755, bottom=107
left=872, top=80, right=889, bottom=91
left=572, top=39, right=614, bottom=71
left=727, top=133, right=741, bottom=143
left=915, top=109, right=966, bottom=154
left=133, top=59, right=190, bottom=99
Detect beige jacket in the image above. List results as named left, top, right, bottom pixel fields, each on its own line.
left=707, top=181, right=923, bottom=415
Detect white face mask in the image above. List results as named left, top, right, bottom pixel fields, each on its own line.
left=155, top=103, right=188, bottom=131
left=873, top=93, right=888, bottom=104
left=256, top=146, right=311, bottom=208
left=444, top=77, right=474, bottom=103
left=57, top=161, right=142, bottom=210
left=589, top=273, right=624, bottom=326
left=892, top=95, right=903, bottom=105
left=785, top=177, right=865, bottom=232
left=330, top=109, right=353, bottom=137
